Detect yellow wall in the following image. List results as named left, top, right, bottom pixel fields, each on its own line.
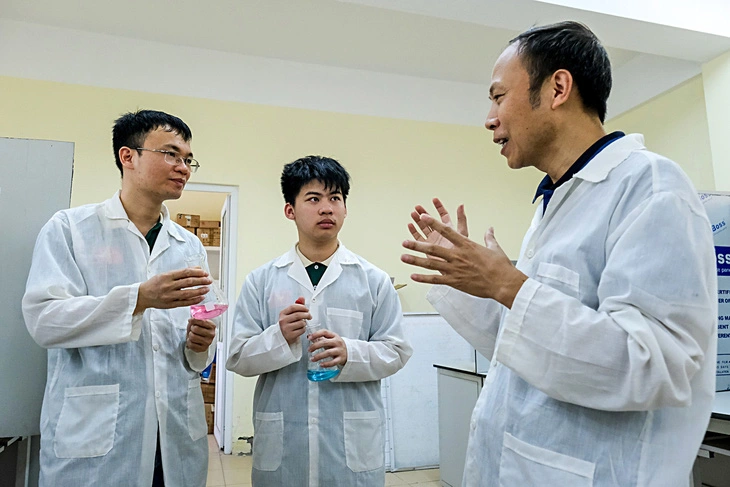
left=1, top=72, right=715, bottom=439
left=606, top=75, right=715, bottom=191
left=0, top=75, right=541, bottom=438
left=702, top=51, right=730, bottom=191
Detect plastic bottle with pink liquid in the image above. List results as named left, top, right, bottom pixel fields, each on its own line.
left=185, top=253, right=229, bottom=320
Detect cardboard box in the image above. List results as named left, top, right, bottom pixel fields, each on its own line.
left=195, top=228, right=211, bottom=246
left=210, top=228, right=221, bottom=238
left=199, top=220, right=221, bottom=228
left=201, top=382, right=215, bottom=404
left=205, top=403, right=214, bottom=434
left=202, top=362, right=216, bottom=385
left=176, top=213, right=200, bottom=227
left=182, top=226, right=197, bottom=234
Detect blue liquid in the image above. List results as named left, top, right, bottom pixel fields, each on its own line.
left=307, top=369, right=340, bottom=381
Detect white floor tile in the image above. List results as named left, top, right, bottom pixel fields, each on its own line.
left=205, top=468, right=225, bottom=487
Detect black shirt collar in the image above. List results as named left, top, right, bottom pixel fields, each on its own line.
left=533, top=131, right=625, bottom=211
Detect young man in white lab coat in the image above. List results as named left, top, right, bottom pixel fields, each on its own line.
left=23, top=110, right=217, bottom=486
left=402, top=22, right=717, bottom=486
left=226, top=155, right=412, bottom=486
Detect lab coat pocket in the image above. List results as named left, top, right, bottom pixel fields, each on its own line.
left=54, top=384, right=119, bottom=458
left=187, top=378, right=208, bottom=441
left=165, top=306, right=191, bottom=329
left=253, top=412, right=284, bottom=471
left=343, top=410, right=383, bottom=472
left=536, top=262, right=581, bottom=298
left=499, top=432, right=594, bottom=487
left=326, top=308, right=364, bottom=339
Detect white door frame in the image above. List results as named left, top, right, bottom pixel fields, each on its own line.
left=185, top=182, right=238, bottom=454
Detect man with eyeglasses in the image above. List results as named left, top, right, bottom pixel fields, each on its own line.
left=23, top=109, right=217, bottom=486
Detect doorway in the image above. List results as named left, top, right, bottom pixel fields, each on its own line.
left=166, top=183, right=239, bottom=454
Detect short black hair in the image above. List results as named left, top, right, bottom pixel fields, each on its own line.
left=281, top=155, right=351, bottom=206
left=510, top=21, right=612, bottom=123
left=112, top=109, right=192, bottom=176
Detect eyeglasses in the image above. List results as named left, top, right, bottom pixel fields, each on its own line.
left=135, top=148, right=200, bottom=173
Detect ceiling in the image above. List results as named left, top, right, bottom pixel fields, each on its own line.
left=1, top=0, right=729, bottom=121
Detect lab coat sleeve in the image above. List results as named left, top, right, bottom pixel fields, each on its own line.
left=226, top=274, right=301, bottom=376
left=426, top=284, right=505, bottom=359
left=497, top=191, right=716, bottom=411
left=22, top=213, right=143, bottom=349
left=332, top=274, right=413, bottom=382
left=185, top=317, right=219, bottom=372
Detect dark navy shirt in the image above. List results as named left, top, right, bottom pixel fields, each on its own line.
left=145, top=219, right=163, bottom=251
left=533, top=131, right=625, bottom=214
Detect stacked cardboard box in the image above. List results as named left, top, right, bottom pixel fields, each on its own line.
left=205, top=404, right=214, bottom=434
left=200, top=220, right=221, bottom=247
left=174, top=214, right=221, bottom=247
left=201, top=361, right=216, bottom=434
left=175, top=213, right=199, bottom=236
left=195, top=227, right=212, bottom=246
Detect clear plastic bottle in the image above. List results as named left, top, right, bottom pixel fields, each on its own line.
left=306, top=322, right=340, bottom=381
left=185, top=253, right=229, bottom=319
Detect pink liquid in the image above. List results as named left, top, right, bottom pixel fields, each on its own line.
left=190, top=304, right=229, bottom=320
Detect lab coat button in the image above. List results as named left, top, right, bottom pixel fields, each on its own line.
left=153, top=344, right=159, bottom=352
left=312, top=418, right=318, bottom=424
left=526, top=249, right=534, bottom=258
left=155, top=391, right=161, bottom=398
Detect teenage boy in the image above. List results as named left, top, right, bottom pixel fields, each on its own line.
left=227, top=155, right=412, bottom=486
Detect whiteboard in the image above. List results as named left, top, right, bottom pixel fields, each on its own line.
left=385, top=312, right=475, bottom=470
left=0, top=138, right=74, bottom=436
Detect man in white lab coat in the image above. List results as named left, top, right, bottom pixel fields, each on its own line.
left=402, top=22, right=717, bottom=486
left=23, top=110, right=217, bottom=486
left=226, top=155, right=412, bottom=486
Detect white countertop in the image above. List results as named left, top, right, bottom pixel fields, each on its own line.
left=714, top=391, right=730, bottom=418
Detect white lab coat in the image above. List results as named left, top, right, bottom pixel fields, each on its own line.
left=226, top=244, right=412, bottom=487
left=22, top=192, right=216, bottom=487
left=428, top=134, right=717, bottom=487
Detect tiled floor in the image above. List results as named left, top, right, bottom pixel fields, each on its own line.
left=206, top=435, right=441, bottom=486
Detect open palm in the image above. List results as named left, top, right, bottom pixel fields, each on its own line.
left=408, top=198, right=469, bottom=257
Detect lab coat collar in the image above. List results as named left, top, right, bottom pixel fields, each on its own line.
left=273, top=242, right=358, bottom=267
left=573, top=133, right=645, bottom=183
left=274, top=243, right=359, bottom=296
left=103, top=192, right=184, bottom=260
left=161, top=204, right=187, bottom=243
left=104, top=190, right=132, bottom=221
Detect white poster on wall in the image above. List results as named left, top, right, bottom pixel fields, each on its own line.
left=700, top=192, right=730, bottom=392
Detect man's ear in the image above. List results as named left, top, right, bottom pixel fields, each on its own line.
left=119, top=147, right=136, bottom=171
left=549, top=69, right=573, bottom=110
left=284, top=203, right=296, bottom=221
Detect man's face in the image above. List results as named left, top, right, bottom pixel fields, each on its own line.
left=285, top=180, right=347, bottom=247
left=485, top=43, right=556, bottom=171
left=128, top=127, right=193, bottom=202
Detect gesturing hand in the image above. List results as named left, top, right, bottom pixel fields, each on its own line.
left=402, top=208, right=527, bottom=308
left=135, top=268, right=211, bottom=314
left=279, top=297, right=311, bottom=345
left=407, top=198, right=469, bottom=256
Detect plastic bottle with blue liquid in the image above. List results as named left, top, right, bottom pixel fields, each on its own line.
left=306, top=318, right=340, bottom=382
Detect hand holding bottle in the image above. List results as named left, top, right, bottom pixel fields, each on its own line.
left=278, top=296, right=311, bottom=345
left=184, top=253, right=229, bottom=319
